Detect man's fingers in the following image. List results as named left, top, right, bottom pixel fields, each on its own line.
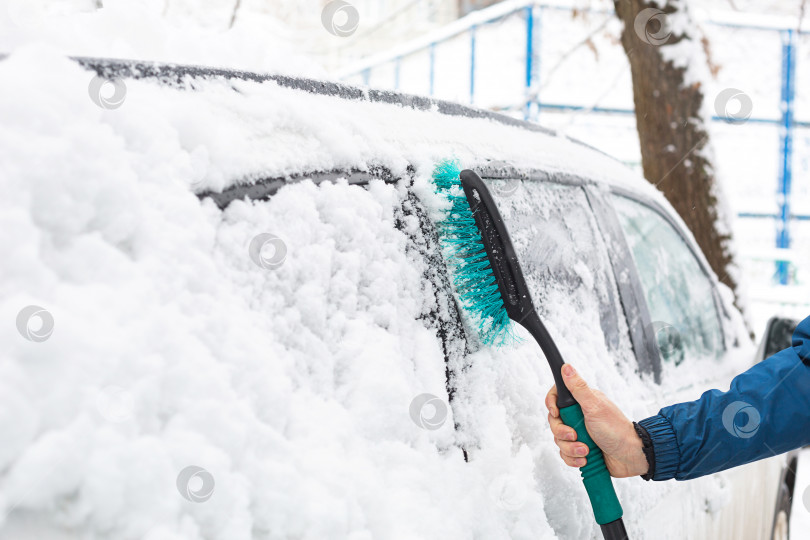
left=555, top=439, right=589, bottom=459
left=560, top=450, right=587, bottom=468
left=561, top=364, right=600, bottom=414
left=548, top=370, right=596, bottom=471
left=545, top=386, right=559, bottom=417
left=547, top=413, right=577, bottom=441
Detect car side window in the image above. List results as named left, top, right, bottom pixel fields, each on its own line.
left=487, top=179, right=635, bottom=365
left=611, top=194, right=723, bottom=363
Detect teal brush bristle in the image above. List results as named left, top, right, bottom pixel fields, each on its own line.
left=432, top=159, right=513, bottom=347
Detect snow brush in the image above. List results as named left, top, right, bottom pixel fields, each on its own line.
left=433, top=161, right=628, bottom=540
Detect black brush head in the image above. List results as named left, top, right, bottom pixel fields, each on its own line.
left=459, top=169, right=536, bottom=323
left=458, top=169, right=574, bottom=407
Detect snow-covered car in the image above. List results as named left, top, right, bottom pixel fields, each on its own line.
left=1, top=52, right=801, bottom=540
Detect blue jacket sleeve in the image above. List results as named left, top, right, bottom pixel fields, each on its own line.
left=638, top=315, right=810, bottom=481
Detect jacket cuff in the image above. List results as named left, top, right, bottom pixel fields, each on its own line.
left=633, top=422, right=655, bottom=480
left=638, top=414, right=680, bottom=481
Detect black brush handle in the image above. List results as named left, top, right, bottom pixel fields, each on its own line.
left=601, top=520, right=629, bottom=540
left=524, top=311, right=625, bottom=528
left=519, top=311, right=576, bottom=409
left=458, top=170, right=626, bottom=535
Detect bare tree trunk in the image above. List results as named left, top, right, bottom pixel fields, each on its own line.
left=230, top=0, right=242, bottom=28
left=613, top=0, right=743, bottom=314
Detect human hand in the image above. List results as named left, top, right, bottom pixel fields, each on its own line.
left=545, top=364, right=649, bottom=478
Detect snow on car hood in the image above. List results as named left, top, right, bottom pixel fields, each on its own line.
left=0, top=46, right=754, bottom=539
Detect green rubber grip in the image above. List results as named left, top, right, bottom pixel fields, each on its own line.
left=559, top=404, right=623, bottom=525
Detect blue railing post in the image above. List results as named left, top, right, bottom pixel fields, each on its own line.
left=470, top=25, right=477, bottom=104
left=533, top=6, right=542, bottom=120
left=429, top=42, right=436, bottom=96
left=776, top=29, right=796, bottom=285
left=362, top=68, right=370, bottom=87
left=524, top=6, right=534, bottom=120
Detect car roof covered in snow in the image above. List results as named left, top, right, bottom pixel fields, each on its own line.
left=74, top=56, right=663, bottom=200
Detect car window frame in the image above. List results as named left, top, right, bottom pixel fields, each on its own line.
left=582, top=185, right=662, bottom=382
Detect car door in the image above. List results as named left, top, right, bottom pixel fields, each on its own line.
left=607, top=189, right=784, bottom=540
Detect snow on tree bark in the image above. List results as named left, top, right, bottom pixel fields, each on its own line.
left=613, top=0, right=747, bottom=321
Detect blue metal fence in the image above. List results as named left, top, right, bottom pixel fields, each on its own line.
left=340, top=2, right=808, bottom=285
left=524, top=5, right=534, bottom=120
left=777, top=29, right=797, bottom=284
left=469, top=24, right=476, bottom=103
